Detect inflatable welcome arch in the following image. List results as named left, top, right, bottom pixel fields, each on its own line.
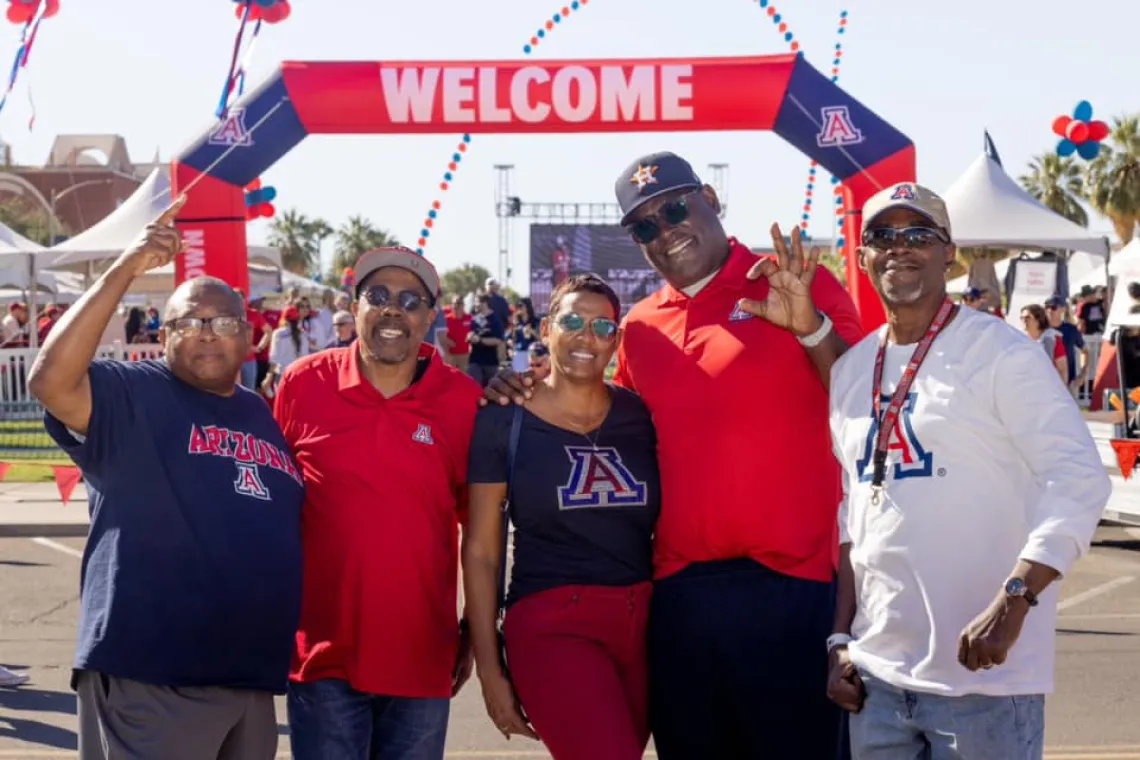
left=171, top=55, right=915, bottom=329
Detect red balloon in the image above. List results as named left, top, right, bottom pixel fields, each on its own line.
left=276, top=1, right=290, bottom=22
left=6, top=3, right=33, bottom=23
left=246, top=178, right=261, bottom=191
left=260, top=203, right=276, bottom=218
left=42, top=0, right=59, bottom=18
left=235, top=3, right=262, bottom=21
left=246, top=206, right=259, bottom=221
left=1087, top=120, right=1110, bottom=143
left=1052, top=115, right=1072, bottom=138
left=1066, top=121, right=1090, bottom=144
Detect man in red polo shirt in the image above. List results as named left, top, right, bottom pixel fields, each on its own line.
left=273, top=247, right=483, bottom=760
left=486, top=152, right=864, bottom=758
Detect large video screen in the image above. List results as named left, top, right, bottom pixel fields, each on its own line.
left=528, top=224, right=664, bottom=316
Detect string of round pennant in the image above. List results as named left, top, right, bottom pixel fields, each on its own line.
left=415, top=0, right=590, bottom=255
left=800, top=9, right=850, bottom=246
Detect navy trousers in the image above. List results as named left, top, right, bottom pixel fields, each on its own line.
left=648, top=558, right=848, bottom=760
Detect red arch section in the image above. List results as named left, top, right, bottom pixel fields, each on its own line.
left=171, top=55, right=915, bottom=329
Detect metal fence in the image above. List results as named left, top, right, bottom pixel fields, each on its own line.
left=0, top=343, right=164, bottom=461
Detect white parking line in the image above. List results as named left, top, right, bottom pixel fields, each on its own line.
left=1057, top=576, right=1136, bottom=611
left=29, top=536, right=83, bottom=559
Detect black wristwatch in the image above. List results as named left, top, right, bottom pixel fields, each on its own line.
left=1004, top=577, right=1038, bottom=607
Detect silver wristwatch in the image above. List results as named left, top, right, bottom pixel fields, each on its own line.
left=798, top=311, right=833, bottom=348
left=826, top=633, right=853, bottom=652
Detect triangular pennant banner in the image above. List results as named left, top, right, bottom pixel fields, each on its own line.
left=0, top=462, right=9, bottom=482
left=1110, top=439, right=1140, bottom=480
left=51, top=465, right=81, bottom=505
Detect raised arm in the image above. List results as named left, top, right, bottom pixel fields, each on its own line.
left=28, top=196, right=186, bottom=434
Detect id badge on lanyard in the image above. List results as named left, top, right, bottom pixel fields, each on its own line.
left=869, top=298, right=955, bottom=505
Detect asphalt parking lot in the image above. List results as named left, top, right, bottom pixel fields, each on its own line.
left=1, top=526, right=1139, bottom=759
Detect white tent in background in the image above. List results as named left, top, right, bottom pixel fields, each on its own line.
left=943, top=152, right=1111, bottom=255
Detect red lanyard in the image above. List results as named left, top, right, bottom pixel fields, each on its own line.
left=870, top=298, right=956, bottom=500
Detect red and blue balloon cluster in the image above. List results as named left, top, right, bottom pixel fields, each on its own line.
left=1053, top=101, right=1110, bottom=161
left=6, top=0, right=58, bottom=24
left=244, top=179, right=277, bottom=221
left=232, top=0, right=291, bottom=24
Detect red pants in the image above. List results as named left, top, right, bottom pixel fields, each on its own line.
left=503, top=582, right=652, bottom=760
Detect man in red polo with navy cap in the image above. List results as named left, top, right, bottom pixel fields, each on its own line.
left=274, top=247, right=483, bottom=760
left=486, top=151, right=865, bottom=758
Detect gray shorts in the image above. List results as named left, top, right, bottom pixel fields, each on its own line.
left=76, top=670, right=278, bottom=760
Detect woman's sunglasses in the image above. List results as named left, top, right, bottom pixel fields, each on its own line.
left=626, top=191, right=700, bottom=245
left=361, top=285, right=430, bottom=312
left=862, top=226, right=949, bottom=250
left=556, top=312, right=618, bottom=340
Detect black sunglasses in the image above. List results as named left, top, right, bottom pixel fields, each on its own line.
left=360, top=285, right=431, bottom=312
left=626, top=190, right=701, bottom=245
left=556, top=312, right=618, bottom=340
left=862, top=226, right=949, bottom=250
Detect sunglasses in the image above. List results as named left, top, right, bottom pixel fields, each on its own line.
left=626, top=190, right=701, bottom=245
left=862, top=226, right=948, bottom=250
left=361, top=285, right=430, bottom=312
left=166, top=316, right=245, bottom=337
left=556, top=312, right=618, bottom=340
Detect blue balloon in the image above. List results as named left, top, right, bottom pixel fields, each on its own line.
left=244, top=189, right=262, bottom=206
left=1072, top=100, right=1093, bottom=123
left=1056, top=138, right=1077, bottom=157
left=1076, top=140, right=1101, bottom=161
left=261, top=186, right=277, bottom=203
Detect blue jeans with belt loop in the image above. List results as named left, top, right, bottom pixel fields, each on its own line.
left=849, top=673, right=1045, bottom=760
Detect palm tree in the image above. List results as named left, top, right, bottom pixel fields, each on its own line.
left=1085, top=115, right=1140, bottom=245
left=1019, top=153, right=1089, bottom=227
left=267, top=209, right=330, bottom=275
left=332, top=216, right=400, bottom=274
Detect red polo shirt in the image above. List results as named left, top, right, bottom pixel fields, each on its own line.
left=613, top=239, right=866, bottom=582
left=273, top=342, right=482, bottom=698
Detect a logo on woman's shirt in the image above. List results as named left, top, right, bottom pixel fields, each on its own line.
left=558, top=446, right=648, bottom=509
left=187, top=424, right=304, bottom=500
left=854, top=392, right=934, bottom=483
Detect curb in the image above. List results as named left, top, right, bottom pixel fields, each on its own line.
left=0, top=523, right=89, bottom=538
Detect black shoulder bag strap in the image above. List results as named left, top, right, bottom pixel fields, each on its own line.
left=496, top=405, right=523, bottom=656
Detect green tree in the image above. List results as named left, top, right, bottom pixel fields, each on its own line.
left=0, top=198, right=65, bottom=245
left=267, top=209, right=331, bottom=275
left=441, top=263, right=493, bottom=300
left=332, top=216, right=400, bottom=277
left=1085, top=114, right=1140, bottom=245
left=1019, top=153, right=1089, bottom=227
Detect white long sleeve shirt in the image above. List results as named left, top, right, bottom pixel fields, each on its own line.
left=829, top=305, right=1110, bottom=696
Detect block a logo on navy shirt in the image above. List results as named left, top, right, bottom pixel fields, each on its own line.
left=558, top=446, right=648, bottom=510
left=187, top=424, right=303, bottom=501
left=854, top=392, right=933, bottom=483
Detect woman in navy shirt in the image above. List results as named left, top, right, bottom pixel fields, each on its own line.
left=464, top=273, right=660, bottom=760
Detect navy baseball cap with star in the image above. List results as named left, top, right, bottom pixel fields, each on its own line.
left=615, top=151, right=705, bottom=225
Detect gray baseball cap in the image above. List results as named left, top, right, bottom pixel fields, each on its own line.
left=614, top=151, right=704, bottom=225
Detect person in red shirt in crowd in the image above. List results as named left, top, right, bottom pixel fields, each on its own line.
left=239, top=293, right=270, bottom=391
left=273, top=247, right=483, bottom=760
left=439, top=294, right=473, bottom=372
left=485, top=151, right=864, bottom=759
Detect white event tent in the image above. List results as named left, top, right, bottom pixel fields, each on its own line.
left=943, top=152, right=1111, bottom=255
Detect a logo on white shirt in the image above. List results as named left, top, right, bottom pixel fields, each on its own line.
left=855, top=392, right=934, bottom=482
left=413, top=423, right=434, bottom=445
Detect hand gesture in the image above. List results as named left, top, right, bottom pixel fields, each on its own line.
left=957, top=594, right=1028, bottom=672
left=122, top=195, right=188, bottom=276
left=825, top=646, right=864, bottom=713
left=480, top=671, right=538, bottom=741
left=738, top=223, right=822, bottom=336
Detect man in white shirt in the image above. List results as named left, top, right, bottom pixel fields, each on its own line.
left=826, top=182, right=1110, bottom=759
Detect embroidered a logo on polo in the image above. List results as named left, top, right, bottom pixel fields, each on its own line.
left=186, top=424, right=303, bottom=500
left=558, top=446, right=648, bottom=510
left=728, top=302, right=753, bottom=322
left=413, top=423, right=434, bottom=445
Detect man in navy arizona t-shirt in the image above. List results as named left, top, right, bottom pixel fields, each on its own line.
left=29, top=198, right=303, bottom=760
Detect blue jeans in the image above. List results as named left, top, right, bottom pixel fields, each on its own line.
left=240, top=360, right=258, bottom=390
left=849, top=674, right=1045, bottom=760
left=287, top=679, right=450, bottom=760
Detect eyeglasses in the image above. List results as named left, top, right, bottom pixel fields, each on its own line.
left=361, top=285, right=431, bottom=312
left=165, top=316, right=245, bottom=337
left=862, top=226, right=949, bottom=250
left=626, top=191, right=700, bottom=244
left=556, top=312, right=618, bottom=340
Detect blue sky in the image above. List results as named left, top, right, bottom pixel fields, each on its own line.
left=0, top=0, right=1133, bottom=291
